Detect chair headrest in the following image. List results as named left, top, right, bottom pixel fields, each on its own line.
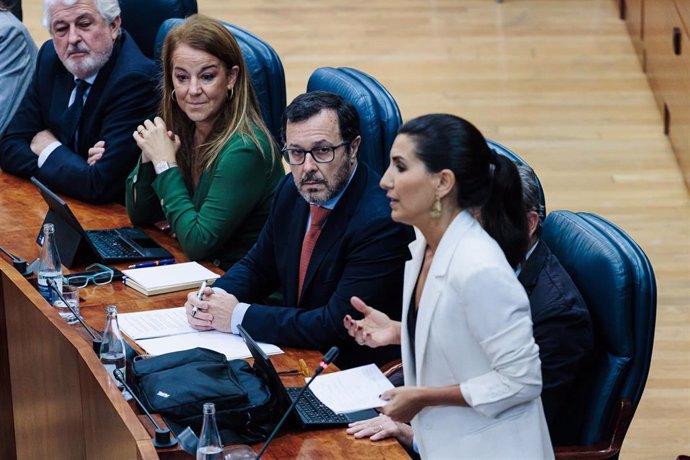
left=307, top=67, right=402, bottom=175
left=486, top=139, right=546, bottom=218
left=120, top=0, right=197, bottom=59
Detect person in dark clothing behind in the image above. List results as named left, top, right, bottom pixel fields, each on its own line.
left=515, top=164, right=594, bottom=439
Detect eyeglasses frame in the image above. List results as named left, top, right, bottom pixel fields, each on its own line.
left=63, top=263, right=114, bottom=288
left=281, top=141, right=350, bottom=165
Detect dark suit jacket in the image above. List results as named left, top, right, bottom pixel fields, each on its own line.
left=0, top=31, right=158, bottom=204
left=214, top=163, right=413, bottom=369
left=518, top=239, right=594, bottom=438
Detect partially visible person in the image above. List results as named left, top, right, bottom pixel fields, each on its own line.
left=0, top=0, right=157, bottom=204
left=347, top=164, right=594, bottom=449
left=126, top=15, right=284, bottom=270
left=8, top=0, right=20, bottom=20
left=343, top=114, right=553, bottom=458
left=516, top=164, right=593, bottom=440
left=183, top=91, right=413, bottom=369
left=0, top=0, right=37, bottom=136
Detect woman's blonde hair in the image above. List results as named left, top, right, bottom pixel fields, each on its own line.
left=160, top=14, right=277, bottom=185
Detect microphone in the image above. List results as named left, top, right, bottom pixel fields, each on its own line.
left=113, top=369, right=177, bottom=448
left=255, top=346, right=340, bottom=459
left=47, top=278, right=103, bottom=354
left=0, top=245, right=33, bottom=277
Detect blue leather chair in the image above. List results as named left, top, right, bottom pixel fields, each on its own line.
left=155, top=18, right=286, bottom=143
left=488, top=139, right=547, bottom=216
left=542, top=210, right=656, bottom=458
left=306, top=67, right=402, bottom=176
left=119, top=0, right=197, bottom=59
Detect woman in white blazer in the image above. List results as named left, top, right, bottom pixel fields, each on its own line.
left=344, top=114, right=553, bottom=459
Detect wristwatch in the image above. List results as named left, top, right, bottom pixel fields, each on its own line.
left=154, top=161, right=177, bottom=175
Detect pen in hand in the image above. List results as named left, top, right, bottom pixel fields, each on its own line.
left=191, top=280, right=207, bottom=318
left=128, top=258, right=175, bottom=269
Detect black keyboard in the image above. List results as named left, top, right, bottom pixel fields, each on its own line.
left=286, top=387, right=350, bottom=425
left=87, top=230, right=140, bottom=258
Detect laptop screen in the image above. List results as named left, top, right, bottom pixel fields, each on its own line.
left=237, top=325, right=291, bottom=411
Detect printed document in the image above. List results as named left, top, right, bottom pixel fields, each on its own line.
left=308, top=364, right=394, bottom=414
left=118, top=307, right=282, bottom=360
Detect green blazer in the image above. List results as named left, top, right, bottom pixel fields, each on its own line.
left=126, top=129, right=284, bottom=270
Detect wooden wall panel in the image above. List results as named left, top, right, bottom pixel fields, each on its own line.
left=0, top=275, right=17, bottom=460
left=1, top=260, right=156, bottom=459
left=4, top=270, right=87, bottom=459
left=644, top=0, right=678, bottom=113
left=624, top=0, right=645, bottom=68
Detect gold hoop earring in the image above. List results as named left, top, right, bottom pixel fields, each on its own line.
left=228, top=87, right=234, bottom=100
left=431, top=195, right=442, bottom=219
left=170, top=89, right=176, bottom=101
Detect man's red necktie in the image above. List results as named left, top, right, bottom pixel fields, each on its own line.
left=298, top=204, right=331, bottom=300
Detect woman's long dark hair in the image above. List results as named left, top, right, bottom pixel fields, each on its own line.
left=398, top=114, right=529, bottom=267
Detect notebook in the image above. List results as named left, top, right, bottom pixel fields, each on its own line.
left=121, top=262, right=220, bottom=296
left=32, top=177, right=173, bottom=268
left=237, top=325, right=379, bottom=429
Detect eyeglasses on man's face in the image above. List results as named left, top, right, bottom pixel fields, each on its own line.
left=281, top=141, right=350, bottom=165
left=63, top=263, right=114, bottom=288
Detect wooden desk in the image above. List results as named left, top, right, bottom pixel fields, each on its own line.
left=0, top=172, right=406, bottom=459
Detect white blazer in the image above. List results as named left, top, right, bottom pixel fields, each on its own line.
left=402, top=211, right=553, bottom=459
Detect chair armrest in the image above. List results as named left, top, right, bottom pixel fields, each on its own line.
left=380, top=359, right=402, bottom=378
left=555, top=400, right=632, bottom=459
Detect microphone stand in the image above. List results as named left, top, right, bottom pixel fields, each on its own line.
left=255, top=346, right=340, bottom=459
left=47, top=278, right=102, bottom=354
left=113, top=369, right=177, bottom=448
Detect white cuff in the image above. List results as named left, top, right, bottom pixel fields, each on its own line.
left=38, top=141, right=62, bottom=167
left=230, top=302, right=251, bottom=335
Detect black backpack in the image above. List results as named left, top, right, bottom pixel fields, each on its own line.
left=131, top=347, right=280, bottom=444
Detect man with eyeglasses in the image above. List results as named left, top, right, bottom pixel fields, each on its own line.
left=185, top=91, right=413, bottom=369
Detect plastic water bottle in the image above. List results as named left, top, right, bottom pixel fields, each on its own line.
left=100, top=305, right=126, bottom=388
left=197, top=402, right=223, bottom=460
left=37, top=223, right=62, bottom=303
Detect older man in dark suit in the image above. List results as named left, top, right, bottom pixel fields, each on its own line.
left=186, top=91, right=413, bottom=369
left=0, top=0, right=157, bottom=204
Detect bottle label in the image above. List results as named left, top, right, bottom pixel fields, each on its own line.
left=37, top=272, right=62, bottom=303
left=101, top=353, right=126, bottom=388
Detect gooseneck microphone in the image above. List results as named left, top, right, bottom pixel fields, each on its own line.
left=255, top=346, right=340, bottom=459
left=47, top=278, right=103, bottom=353
left=0, top=244, right=32, bottom=276
left=113, top=369, right=178, bottom=448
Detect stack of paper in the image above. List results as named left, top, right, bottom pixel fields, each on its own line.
left=118, top=307, right=283, bottom=360
left=122, top=262, right=220, bottom=296
left=307, top=364, right=394, bottom=414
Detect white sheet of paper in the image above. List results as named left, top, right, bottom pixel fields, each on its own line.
left=307, top=363, right=393, bottom=414
left=135, top=331, right=283, bottom=360
left=118, top=306, right=283, bottom=359
left=118, top=307, right=196, bottom=340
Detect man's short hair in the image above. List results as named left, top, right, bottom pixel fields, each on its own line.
left=281, top=91, right=360, bottom=145
left=43, top=0, right=121, bottom=29
left=517, top=164, right=546, bottom=230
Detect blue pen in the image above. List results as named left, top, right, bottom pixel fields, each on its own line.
left=128, top=258, right=175, bottom=269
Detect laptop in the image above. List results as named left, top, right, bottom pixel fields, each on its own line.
left=237, top=324, right=379, bottom=429
left=32, top=177, right=173, bottom=268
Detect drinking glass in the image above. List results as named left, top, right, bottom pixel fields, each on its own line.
left=52, top=285, right=80, bottom=322
left=223, top=445, right=256, bottom=459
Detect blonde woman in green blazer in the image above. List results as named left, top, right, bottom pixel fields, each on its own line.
left=126, top=15, right=283, bottom=270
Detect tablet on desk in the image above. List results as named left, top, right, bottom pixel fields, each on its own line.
left=31, top=177, right=173, bottom=268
